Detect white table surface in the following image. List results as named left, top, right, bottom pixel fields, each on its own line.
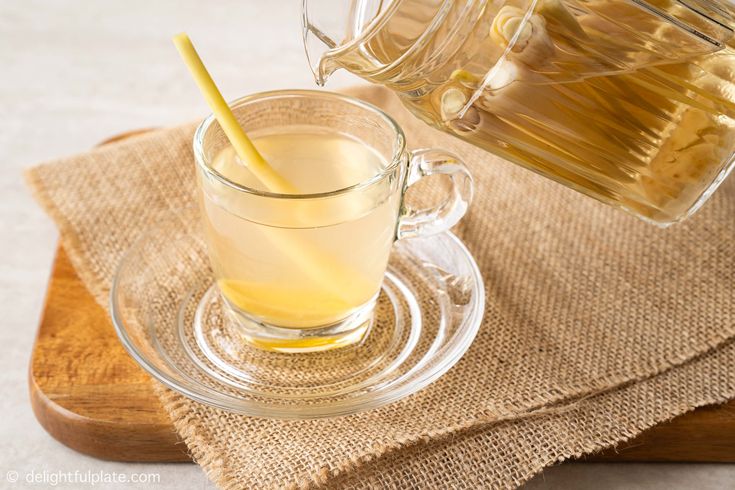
left=1, top=1, right=732, bottom=488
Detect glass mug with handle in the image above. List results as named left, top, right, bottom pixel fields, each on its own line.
left=194, top=90, right=472, bottom=353
left=303, top=0, right=735, bottom=225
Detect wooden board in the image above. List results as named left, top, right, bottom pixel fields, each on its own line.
left=28, top=130, right=735, bottom=463
left=29, top=246, right=735, bottom=463
left=30, top=246, right=189, bottom=462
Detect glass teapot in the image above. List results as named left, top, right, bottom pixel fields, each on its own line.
left=302, top=0, right=735, bottom=225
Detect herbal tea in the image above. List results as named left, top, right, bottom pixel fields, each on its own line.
left=198, top=130, right=401, bottom=330
left=310, top=0, right=735, bottom=223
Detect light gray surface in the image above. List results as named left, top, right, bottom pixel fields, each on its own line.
left=0, top=1, right=731, bottom=489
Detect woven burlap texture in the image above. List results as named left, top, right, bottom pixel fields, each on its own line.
left=26, top=86, right=735, bottom=489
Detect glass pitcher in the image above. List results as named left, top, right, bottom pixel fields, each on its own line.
left=302, top=0, right=735, bottom=225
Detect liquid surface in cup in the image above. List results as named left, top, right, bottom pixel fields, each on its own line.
left=199, top=130, right=400, bottom=331
left=321, top=0, right=735, bottom=223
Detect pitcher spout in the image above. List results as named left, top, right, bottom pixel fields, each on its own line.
left=301, top=15, right=341, bottom=86
left=301, top=0, right=390, bottom=85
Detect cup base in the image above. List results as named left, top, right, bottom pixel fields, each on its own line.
left=218, top=292, right=376, bottom=353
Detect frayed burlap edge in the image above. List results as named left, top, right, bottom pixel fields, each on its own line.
left=23, top=129, right=182, bottom=304
left=25, top=167, right=111, bottom=303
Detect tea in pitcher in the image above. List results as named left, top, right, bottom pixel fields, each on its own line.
left=305, top=0, right=735, bottom=224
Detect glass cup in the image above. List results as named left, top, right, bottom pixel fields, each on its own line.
left=193, top=90, right=473, bottom=353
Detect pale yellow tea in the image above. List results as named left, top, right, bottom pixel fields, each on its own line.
left=198, top=130, right=401, bottom=331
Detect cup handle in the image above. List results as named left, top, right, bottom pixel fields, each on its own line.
left=396, top=148, right=473, bottom=240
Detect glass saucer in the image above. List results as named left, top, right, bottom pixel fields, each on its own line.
left=111, top=208, right=484, bottom=418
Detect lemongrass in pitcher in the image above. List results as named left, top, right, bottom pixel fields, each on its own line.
left=304, top=0, right=735, bottom=224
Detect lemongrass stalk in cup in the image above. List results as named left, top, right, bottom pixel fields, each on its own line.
left=172, top=34, right=374, bottom=337
left=172, top=34, right=297, bottom=193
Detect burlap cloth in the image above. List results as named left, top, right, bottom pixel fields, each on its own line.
left=26, top=86, right=735, bottom=489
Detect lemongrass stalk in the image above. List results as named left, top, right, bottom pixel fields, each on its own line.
left=173, top=33, right=297, bottom=193
left=173, top=33, right=374, bottom=323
